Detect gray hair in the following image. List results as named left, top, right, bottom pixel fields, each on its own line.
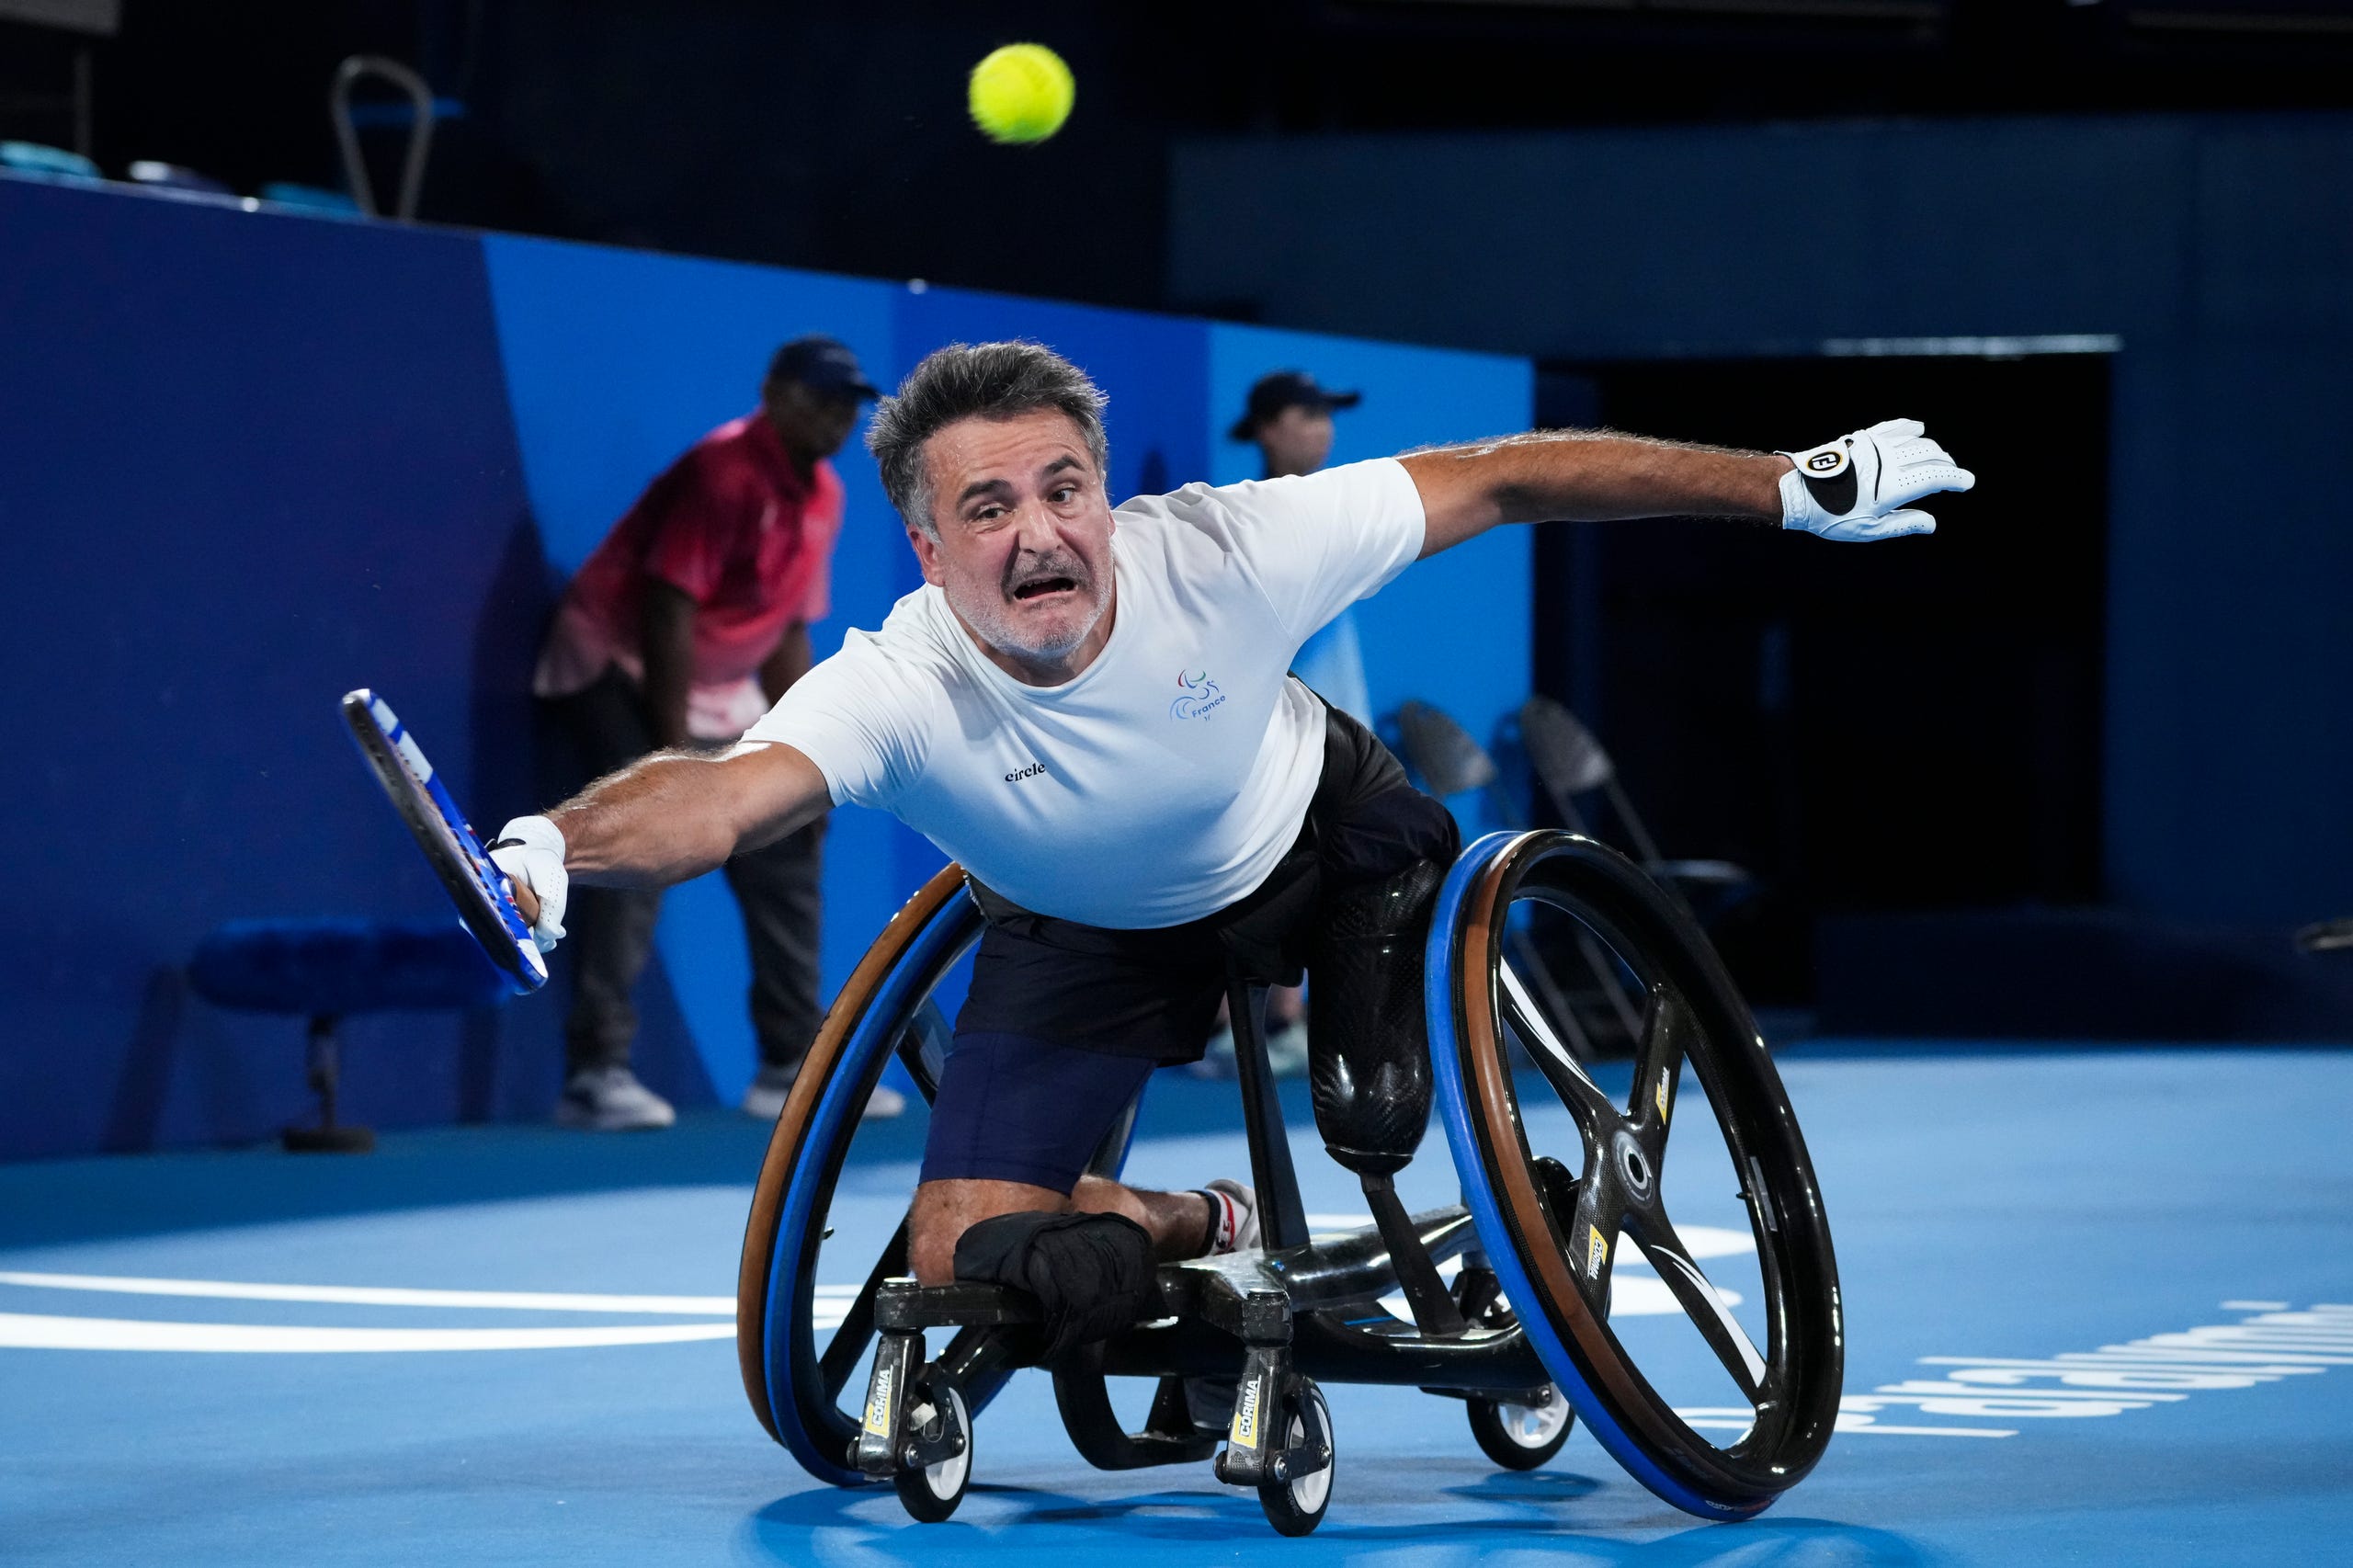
left=866, top=340, right=1110, bottom=538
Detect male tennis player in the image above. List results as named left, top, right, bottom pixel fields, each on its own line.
left=491, top=341, right=1971, bottom=1301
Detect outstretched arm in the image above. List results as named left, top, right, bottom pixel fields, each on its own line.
left=491, top=741, right=831, bottom=939
left=1402, top=419, right=1972, bottom=557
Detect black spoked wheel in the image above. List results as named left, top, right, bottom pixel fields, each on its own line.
left=892, top=1382, right=973, bottom=1522
left=1429, top=831, right=1843, bottom=1521
left=1467, top=1390, right=1574, bottom=1471
left=735, top=866, right=978, bottom=1488
left=1256, top=1381, right=1335, bottom=1538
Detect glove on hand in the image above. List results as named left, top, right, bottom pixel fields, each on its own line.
left=488, top=815, right=569, bottom=953
left=1779, top=417, right=1974, bottom=542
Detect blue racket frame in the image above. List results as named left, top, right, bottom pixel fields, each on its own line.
left=341, top=688, right=548, bottom=994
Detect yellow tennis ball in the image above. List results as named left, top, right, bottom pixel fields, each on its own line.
left=968, top=43, right=1074, bottom=145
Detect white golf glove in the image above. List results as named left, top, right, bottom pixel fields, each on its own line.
left=1779, top=418, right=1974, bottom=541
left=488, top=815, right=569, bottom=953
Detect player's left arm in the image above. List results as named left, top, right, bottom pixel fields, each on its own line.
left=1401, top=419, right=1973, bottom=558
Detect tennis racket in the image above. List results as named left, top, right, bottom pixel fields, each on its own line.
left=341, top=688, right=549, bottom=994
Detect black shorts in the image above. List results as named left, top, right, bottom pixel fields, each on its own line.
left=916, top=696, right=1459, bottom=1194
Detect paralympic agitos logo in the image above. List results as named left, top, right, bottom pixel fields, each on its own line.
left=1171, top=668, right=1227, bottom=721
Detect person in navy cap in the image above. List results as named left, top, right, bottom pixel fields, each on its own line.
left=532, top=334, right=901, bottom=1130
left=1231, top=369, right=1363, bottom=487
left=1217, top=370, right=1373, bottom=1076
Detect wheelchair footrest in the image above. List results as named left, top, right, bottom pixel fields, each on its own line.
left=874, top=1278, right=1042, bottom=1332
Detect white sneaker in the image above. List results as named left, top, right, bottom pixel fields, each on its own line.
left=554, top=1066, right=676, bottom=1131
left=1187, top=1023, right=1237, bottom=1079
left=1264, top=1018, right=1310, bottom=1079
left=741, top=1063, right=906, bottom=1121
left=1199, top=1177, right=1261, bottom=1255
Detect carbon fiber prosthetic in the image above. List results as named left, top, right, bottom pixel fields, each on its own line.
left=1307, top=858, right=1443, bottom=1176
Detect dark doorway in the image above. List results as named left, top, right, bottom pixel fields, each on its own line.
left=1532, top=353, right=2110, bottom=1003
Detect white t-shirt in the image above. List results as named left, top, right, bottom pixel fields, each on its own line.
left=744, top=458, right=1427, bottom=928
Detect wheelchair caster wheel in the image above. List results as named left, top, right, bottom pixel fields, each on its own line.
left=891, top=1383, right=972, bottom=1523
left=1467, top=1389, right=1572, bottom=1471
left=1256, top=1382, right=1334, bottom=1538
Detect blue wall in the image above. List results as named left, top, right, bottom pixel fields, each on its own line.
left=0, top=176, right=1533, bottom=1161
left=1208, top=324, right=1534, bottom=786
left=1171, top=112, right=2353, bottom=926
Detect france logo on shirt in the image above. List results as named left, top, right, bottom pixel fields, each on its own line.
left=1171, top=668, right=1227, bottom=722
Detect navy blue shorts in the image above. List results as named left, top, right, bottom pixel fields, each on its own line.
left=918, top=1031, right=1157, bottom=1194
left=918, top=699, right=1457, bottom=1196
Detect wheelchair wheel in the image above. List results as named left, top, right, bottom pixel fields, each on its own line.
left=1466, top=1392, right=1572, bottom=1471
left=892, top=1382, right=973, bottom=1523
left=1427, top=831, right=1843, bottom=1521
left=735, top=865, right=981, bottom=1487
left=1256, top=1381, right=1334, bottom=1538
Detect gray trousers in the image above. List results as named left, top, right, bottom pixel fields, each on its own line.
left=549, top=669, right=824, bottom=1075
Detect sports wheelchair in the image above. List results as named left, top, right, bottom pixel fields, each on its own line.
left=734, top=830, right=1842, bottom=1536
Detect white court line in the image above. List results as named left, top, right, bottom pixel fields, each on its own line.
left=0, top=1312, right=737, bottom=1353
left=0, top=1271, right=735, bottom=1315
left=1677, top=1406, right=2017, bottom=1439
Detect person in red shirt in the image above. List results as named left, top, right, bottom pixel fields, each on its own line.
left=532, top=335, right=897, bottom=1131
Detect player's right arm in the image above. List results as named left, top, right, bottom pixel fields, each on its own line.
left=491, top=741, right=832, bottom=942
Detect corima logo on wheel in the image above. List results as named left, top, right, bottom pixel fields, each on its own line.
left=1171, top=667, right=1227, bottom=721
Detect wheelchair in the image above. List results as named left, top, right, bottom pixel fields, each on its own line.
left=734, top=829, right=1843, bottom=1536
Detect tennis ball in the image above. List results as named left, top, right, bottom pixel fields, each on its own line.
left=968, top=43, right=1074, bottom=145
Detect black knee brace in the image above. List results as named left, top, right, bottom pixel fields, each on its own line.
left=1307, top=858, right=1442, bottom=1176
left=951, top=1210, right=1156, bottom=1363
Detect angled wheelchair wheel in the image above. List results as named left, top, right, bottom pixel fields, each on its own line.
left=1428, top=831, right=1843, bottom=1521
left=737, top=862, right=1149, bottom=1487
left=735, top=865, right=979, bottom=1487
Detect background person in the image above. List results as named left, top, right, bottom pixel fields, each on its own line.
left=1212, top=369, right=1371, bottom=1075
left=529, top=335, right=901, bottom=1130
left=1232, top=370, right=1372, bottom=725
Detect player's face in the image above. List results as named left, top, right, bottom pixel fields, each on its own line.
left=910, top=408, right=1117, bottom=683
left=1257, top=404, right=1335, bottom=477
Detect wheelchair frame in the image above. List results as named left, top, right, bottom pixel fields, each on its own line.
left=735, top=830, right=1842, bottom=1535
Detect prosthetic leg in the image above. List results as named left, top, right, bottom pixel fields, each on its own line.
left=1306, top=858, right=1465, bottom=1335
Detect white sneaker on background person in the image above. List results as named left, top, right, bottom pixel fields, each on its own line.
left=554, top=1065, right=676, bottom=1131
left=741, top=1062, right=905, bottom=1121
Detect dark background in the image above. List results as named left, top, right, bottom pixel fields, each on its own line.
left=8, top=2, right=2353, bottom=311
left=6, top=0, right=2351, bottom=1037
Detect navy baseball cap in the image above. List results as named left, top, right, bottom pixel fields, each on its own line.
left=1230, top=369, right=1362, bottom=440
left=768, top=335, right=881, bottom=399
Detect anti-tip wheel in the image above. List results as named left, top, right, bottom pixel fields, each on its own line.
left=1467, top=1389, right=1573, bottom=1471
left=891, top=1384, right=972, bottom=1523
left=1256, top=1381, right=1335, bottom=1538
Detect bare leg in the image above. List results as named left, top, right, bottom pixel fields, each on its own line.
left=909, top=1176, right=1212, bottom=1284
left=1073, top=1174, right=1214, bottom=1261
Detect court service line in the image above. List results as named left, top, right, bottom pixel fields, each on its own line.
left=0, top=1312, right=736, bottom=1353
left=0, top=1271, right=736, bottom=1315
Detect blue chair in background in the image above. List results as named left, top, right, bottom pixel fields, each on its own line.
left=127, top=160, right=233, bottom=197
left=1, top=141, right=102, bottom=185
left=188, top=919, right=509, bottom=1153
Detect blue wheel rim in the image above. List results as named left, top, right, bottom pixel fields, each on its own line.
left=1427, top=831, right=1763, bottom=1521
left=763, top=889, right=982, bottom=1487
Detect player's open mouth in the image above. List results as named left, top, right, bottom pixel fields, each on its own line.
left=1010, top=575, right=1078, bottom=601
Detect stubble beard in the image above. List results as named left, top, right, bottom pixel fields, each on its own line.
left=951, top=549, right=1111, bottom=666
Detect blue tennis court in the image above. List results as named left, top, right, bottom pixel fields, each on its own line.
left=6, top=1045, right=2347, bottom=1567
